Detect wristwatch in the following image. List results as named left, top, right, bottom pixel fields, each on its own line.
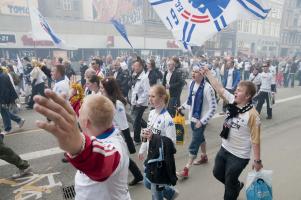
left=254, top=159, right=262, bottom=164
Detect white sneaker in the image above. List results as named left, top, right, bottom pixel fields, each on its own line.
left=11, top=167, right=32, bottom=179
left=18, top=119, right=25, bottom=128
left=1, top=130, right=12, bottom=135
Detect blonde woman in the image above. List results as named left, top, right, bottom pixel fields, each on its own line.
left=139, top=84, right=178, bottom=200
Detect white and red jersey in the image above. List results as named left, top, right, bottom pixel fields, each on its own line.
left=67, top=128, right=131, bottom=200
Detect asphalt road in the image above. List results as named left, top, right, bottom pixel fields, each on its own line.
left=0, top=85, right=301, bottom=200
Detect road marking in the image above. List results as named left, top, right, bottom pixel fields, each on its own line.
left=0, top=172, right=62, bottom=200
left=1, top=94, right=301, bottom=167
left=0, top=147, right=63, bottom=167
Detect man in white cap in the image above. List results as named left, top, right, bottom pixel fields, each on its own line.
left=177, top=64, right=217, bottom=178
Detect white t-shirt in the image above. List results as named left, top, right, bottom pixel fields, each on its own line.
left=139, top=109, right=176, bottom=155
left=269, top=65, right=277, bottom=85
left=30, top=67, right=46, bottom=85
left=226, top=68, right=234, bottom=90
left=222, top=90, right=261, bottom=159
left=244, top=61, right=251, bottom=72
left=166, top=70, right=173, bottom=85
left=53, top=79, right=70, bottom=99
left=259, top=72, right=273, bottom=92
left=249, top=73, right=261, bottom=86
left=113, top=100, right=129, bottom=131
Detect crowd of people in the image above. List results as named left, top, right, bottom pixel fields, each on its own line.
left=0, top=53, right=300, bottom=200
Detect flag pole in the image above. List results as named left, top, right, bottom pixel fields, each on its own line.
left=26, top=0, right=37, bottom=58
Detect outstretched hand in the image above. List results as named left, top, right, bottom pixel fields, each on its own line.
left=33, top=89, right=83, bottom=155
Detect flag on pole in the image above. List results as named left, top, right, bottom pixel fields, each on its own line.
left=148, top=0, right=271, bottom=50
left=110, top=19, right=133, bottom=48
left=29, top=6, right=77, bottom=50
left=16, top=55, right=24, bottom=75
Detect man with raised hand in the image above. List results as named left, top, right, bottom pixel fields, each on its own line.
left=204, top=66, right=263, bottom=200
left=33, top=90, right=131, bottom=200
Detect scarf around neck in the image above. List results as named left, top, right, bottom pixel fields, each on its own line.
left=187, top=79, right=205, bottom=120
left=220, top=102, right=253, bottom=139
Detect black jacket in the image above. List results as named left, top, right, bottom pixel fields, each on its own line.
left=162, top=69, right=184, bottom=98
left=115, top=67, right=130, bottom=97
left=145, top=134, right=177, bottom=186
left=148, top=68, right=163, bottom=86
left=0, top=72, right=18, bottom=105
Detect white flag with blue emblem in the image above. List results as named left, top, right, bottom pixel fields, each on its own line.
left=29, top=7, right=77, bottom=50
left=148, top=0, right=270, bottom=50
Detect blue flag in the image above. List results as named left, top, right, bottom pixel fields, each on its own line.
left=110, top=19, right=133, bottom=49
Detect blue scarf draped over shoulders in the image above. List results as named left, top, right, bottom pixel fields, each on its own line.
left=187, top=79, right=205, bottom=120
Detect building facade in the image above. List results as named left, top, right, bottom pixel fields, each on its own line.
left=0, top=0, right=182, bottom=60
left=235, top=0, right=284, bottom=58
left=279, top=0, right=301, bottom=57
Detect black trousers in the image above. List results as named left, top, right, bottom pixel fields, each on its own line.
left=256, top=91, right=272, bottom=118
left=131, top=106, right=147, bottom=143
left=28, top=82, right=45, bottom=107
left=122, top=128, right=136, bottom=154
left=129, top=158, right=143, bottom=180
left=213, top=147, right=249, bottom=200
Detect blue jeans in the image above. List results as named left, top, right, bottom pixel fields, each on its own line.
left=0, top=105, right=21, bottom=131
left=131, top=105, right=147, bottom=143
left=189, top=122, right=207, bottom=158
left=144, top=176, right=176, bottom=200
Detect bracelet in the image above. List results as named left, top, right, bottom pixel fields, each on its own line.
left=254, top=159, right=262, bottom=164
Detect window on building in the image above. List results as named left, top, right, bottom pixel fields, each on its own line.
left=251, top=21, right=257, bottom=34
left=63, top=0, right=72, bottom=11
left=243, top=21, right=250, bottom=32
left=237, top=20, right=243, bottom=32
left=297, top=0, right=301, bottom=8
left=257, top=22, right=262, bottom=35
left=294, top=18, right=298, bottom=26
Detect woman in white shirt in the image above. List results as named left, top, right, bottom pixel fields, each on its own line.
left=101, top=76, right=143, bottom=186
left=85, top=75, right=103, bottom=95
left=139, top=84, right=178, bottom=200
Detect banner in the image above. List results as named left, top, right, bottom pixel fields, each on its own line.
left=148, top=0, right=270, bottom=50
left=92, top=0, right=143, bottom=24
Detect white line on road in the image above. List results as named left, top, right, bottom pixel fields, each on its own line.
left=1, top=94, right=301, bottom=167
left=0, top=147, right=63, bottom=167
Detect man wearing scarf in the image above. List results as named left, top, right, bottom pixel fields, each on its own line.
left=204, top=67, right=263, bottom=200
left=176, top=64, right=217, bottom=178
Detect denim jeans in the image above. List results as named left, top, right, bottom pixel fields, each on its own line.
left=213, top=147, right=249, bottom=200
left=144, top=176, right=176, bottom=200
left=0, top=105, right=21, bottom=132
left=131, top=105, right=147, bottom=143
left=189, top=122, right=207, bottom=158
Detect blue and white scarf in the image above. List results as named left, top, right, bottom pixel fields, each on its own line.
left=187, top=79, right=205, bottom=120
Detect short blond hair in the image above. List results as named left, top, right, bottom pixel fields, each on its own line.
left=84, top=95, right=115, bottom=129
